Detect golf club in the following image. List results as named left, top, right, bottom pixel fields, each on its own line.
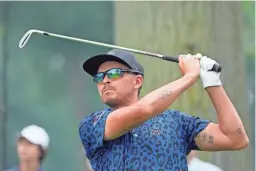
left=19, top=29, right=222, bottom=72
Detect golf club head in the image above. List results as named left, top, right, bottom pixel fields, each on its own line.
left=19, top=29, right=44, bottom=48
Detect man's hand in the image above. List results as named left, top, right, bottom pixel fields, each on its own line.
left=197, top=54, right=222, bottom=89
left=179, top=54, right=200, bottom=81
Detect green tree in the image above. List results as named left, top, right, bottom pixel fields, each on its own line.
left=115, top=1, right=253, bottom=171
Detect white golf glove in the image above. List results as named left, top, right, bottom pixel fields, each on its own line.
left=196, top=54, right=222, bottom=89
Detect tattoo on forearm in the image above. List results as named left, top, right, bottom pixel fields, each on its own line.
left=159, top=90, right=172, bottom=99
left=202, top=132, right=207, bottom=140
left=196, top=132, right=214, bottom=144
left=197, top=132, right=207, bottom=140
left=208, top=136, right=214, bottom=144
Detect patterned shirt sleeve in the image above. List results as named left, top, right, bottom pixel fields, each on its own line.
left=178, top=111, right=211, bottom=152
left=79, top=110, right=109, bottom=159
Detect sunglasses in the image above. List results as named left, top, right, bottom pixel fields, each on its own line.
left=93, top=68, right=143, bottom=83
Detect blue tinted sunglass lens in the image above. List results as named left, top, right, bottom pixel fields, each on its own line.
left=94, top=73, right=104, bottom=83
left=94, top=77, right=103, bottom=83
left=107, top=69, right=122, bottom=79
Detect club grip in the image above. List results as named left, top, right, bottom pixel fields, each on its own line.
left=162, top=55, right=179, bottom=63
left=162, top=55, right=222, bottom=72
left=211, top=64, right=222, bottom=72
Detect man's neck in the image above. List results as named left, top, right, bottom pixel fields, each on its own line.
left=111, top=97, right=139, bottom=111
left=19, top=161, right=40, bottom=171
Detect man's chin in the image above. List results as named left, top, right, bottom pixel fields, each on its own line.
left=103, top=98, right=118, bottom=107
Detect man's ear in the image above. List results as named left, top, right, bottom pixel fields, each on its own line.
left=134, top=75, right=143, bottom=89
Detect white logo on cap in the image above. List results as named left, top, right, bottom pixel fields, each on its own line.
left=108, top=52, right=116, bottom=55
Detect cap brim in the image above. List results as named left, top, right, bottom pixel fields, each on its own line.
left=18, top=134, right=47, bottom=150
left=82, top=54, right=131, bottom=76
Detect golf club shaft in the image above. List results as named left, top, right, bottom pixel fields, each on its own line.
left=19, top=29, right=222, bottom=72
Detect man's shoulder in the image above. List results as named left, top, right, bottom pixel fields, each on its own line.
left=79, top=108, right=111, bottom=127
left=161, top=109, right=201, bottom=127
left=162, top=109, right=192, bottom=119
left=164, top=109, right=200, bottom=119
left=163, top=109, right=181, bottom=114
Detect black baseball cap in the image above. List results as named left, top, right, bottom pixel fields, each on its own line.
left=82, top=49, right=144, bottom=76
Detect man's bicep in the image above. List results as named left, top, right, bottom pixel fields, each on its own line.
left=184, top=113, right=211, bottom=151
left=194, top=123, right=233, bottom=151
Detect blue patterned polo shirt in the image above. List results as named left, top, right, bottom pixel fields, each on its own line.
left=79, top=108, right=210, bottom=171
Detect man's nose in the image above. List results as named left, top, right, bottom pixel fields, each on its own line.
left=102, top=74, right=111, bottom=84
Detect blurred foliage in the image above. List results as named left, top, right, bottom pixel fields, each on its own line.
left=242, top=1, right=255, bottom=161
left=242, top=1, right=255, bottom=59
left=3, top=2, right=114, bottom=171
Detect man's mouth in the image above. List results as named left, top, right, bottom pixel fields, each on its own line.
left=102, top=88, right=115, bottom=94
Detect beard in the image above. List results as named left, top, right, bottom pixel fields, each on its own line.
left=100, top=84, right=136, bottom=109
left=102, top=90, right=120, bottom=108
left=101, top=84, right=119, bottom=107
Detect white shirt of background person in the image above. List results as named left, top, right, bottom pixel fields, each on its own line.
left=187, top=151, right=224, bottom=171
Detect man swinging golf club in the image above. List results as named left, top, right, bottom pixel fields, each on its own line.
left=79, top=49, right=249, bottom=170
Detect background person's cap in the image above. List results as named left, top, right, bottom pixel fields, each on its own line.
left=82, top=49, right=144, bottom=76
left=19, top=125, right=50, bottom=151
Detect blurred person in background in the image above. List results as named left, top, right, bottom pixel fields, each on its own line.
left=4, top=125, right=50, bottom=171
left=187, top=150, right=223, bottom=171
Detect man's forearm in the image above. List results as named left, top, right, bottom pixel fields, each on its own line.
left=206, top=86, right=248, bottom=140
left=138, top=73, right=197, bottom=115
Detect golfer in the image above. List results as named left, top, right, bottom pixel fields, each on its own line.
left=79, top=49, right=249, bottom=170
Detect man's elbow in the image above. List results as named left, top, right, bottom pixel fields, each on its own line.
left=232, top=136, right=249, bottom=150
